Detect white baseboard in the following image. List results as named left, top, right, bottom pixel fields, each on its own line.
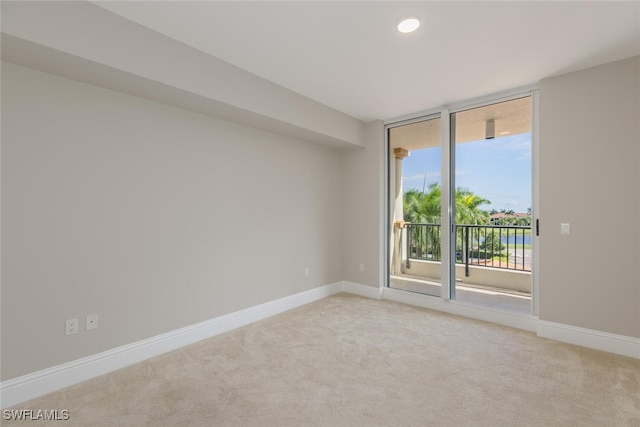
left=382, top=287, right=538, bottom=332
left=342, top=281, right=383, bottom=299
left=0, top=282, right=343, bottom=409
left=537, top=320, right=640, bottom=359
left=4, top=282, right=637, bottom=409
left=383, top=288, right=640, bottom=359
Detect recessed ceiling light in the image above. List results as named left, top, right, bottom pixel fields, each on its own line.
left=397, top=17, right=421, bottom=34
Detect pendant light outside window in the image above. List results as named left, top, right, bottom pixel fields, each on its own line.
left=485, top=119, right=495, bottom=139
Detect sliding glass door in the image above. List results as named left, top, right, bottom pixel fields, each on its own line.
left=387, top=95, right=534, bottom=314
left=450, top=97, right=533, bottom=312
left=388, top=116, right=442, bottom=297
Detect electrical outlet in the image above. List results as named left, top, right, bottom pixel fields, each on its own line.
left=66, top=318, right=78, bottom=335
left=86, top=314, right=98, bottom=330
left=304, top=267, right=310, bottom=277
left=359, top=264, right=365, bottom=272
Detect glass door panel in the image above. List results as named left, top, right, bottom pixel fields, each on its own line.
left=450, top=97, right=533, bottom=313
left=388, top=117, right=442, bottom=296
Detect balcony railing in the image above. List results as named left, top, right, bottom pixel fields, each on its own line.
left=406, top=223, right=531, bottom=273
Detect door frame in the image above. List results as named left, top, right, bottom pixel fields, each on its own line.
left=384, top=85, right=539, bottom=315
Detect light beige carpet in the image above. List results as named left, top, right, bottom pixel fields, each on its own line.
left=4, top=293, right=640, bottom=426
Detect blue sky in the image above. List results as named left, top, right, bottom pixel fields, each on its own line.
left=402, top=133, right=531, bottom=213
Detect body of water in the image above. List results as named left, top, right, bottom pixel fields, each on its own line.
left=501, top=235, right=532, bottom=245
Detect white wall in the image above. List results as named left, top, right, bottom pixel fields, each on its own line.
left=341, top=121, right=384, bottom=287
left=1, top=62, right=343, bottom=380
left=1, top=1, right=365, bottom=149
left=539, top=56, right=640, bottom=338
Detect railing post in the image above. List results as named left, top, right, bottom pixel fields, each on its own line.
left=521, top=227, right=526, bottom=271
left=464, top=226, right=470, bottom=277
left=405, top=224, right=411, bottom=269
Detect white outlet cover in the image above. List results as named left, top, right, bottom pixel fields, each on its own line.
left=66, top=318, right=78, bottom=335
left=86, top=314, right=98, bottom=330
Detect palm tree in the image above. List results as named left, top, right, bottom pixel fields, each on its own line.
left=403, top=184, right=440, bottom=223
left=403, top=184, right=491, bottom=260
left=403, top=183, right=491, bottom=225
left=403, top=184, right=442, bottom=259
left=455, top=187, right=491, bottom=225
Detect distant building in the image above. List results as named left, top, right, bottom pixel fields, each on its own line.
left=490, top=212, right=530, bottom=225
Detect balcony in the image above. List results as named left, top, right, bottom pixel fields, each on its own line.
left=391, top=223, right=532, bottom=313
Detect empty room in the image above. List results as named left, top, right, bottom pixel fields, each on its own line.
left=1, top=1, right=639, bottom=425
